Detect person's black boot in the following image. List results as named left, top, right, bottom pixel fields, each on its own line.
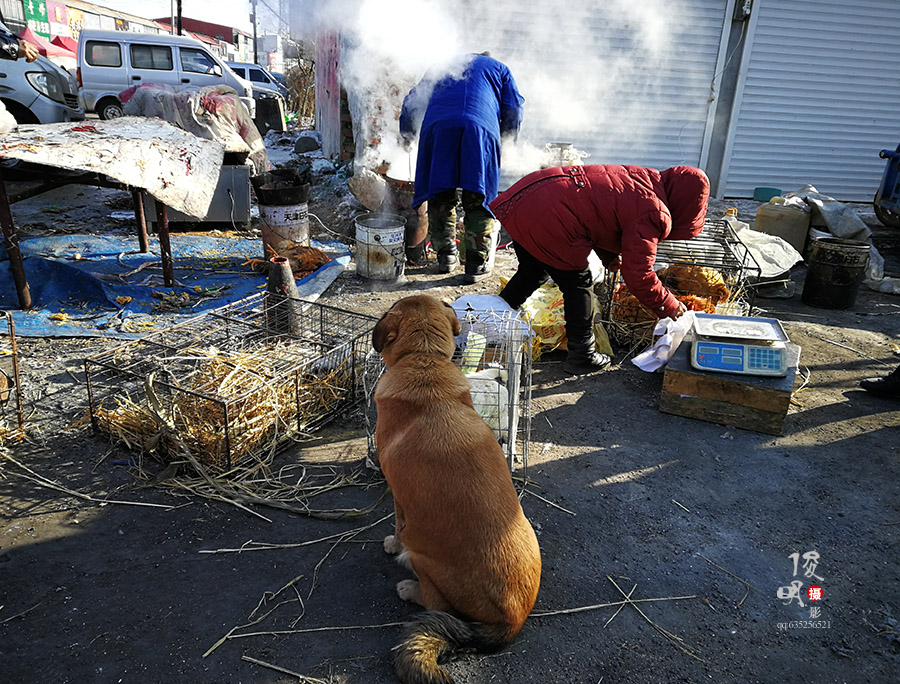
left=565, top=341, right=611, bottom=375
left=436, top=247, right=459, bottom=274
left=462, top=254, right=491, bottom=283
left=860, top=365, right=900, bottom=399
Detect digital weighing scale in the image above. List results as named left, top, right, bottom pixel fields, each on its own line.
left=690, top=313, right=790, bottom=377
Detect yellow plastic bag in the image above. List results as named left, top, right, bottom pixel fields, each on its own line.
left=501, top=279, right=613, bottom=360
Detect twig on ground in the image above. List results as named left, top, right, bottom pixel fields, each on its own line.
left=607, top=576, right=705, bottom=662
left=532, top=593, right=697, bottom=618
left=603, top=584, right=636, bottom=628
left=696, top=553, right=755, bottom=607
left=225, top=621, right=406, bottom=640
left=198, top=513, right=393, bottom=555
left=1, top=454, right=174, bottom=509
left=671, top=499, right=691, bottom=513
left=524, top=489, right=575, bottom=516
left=0, top=600, right=47, bottom=625
left=241, top=656, right=328, bottom=683
left=816, top=335, right=891, bottom=366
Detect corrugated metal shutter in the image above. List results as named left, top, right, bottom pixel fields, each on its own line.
left=721, top=0, right=900, bottom=201
left=453, top=1, right=730, bottom=184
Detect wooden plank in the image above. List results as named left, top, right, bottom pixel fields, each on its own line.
left=659, top=339, right=801, bottom=435
left=662, top=369, right=792, bottom=413
left=659, top=391, right=786, bottom=435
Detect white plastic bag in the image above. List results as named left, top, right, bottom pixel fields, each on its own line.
left=631, top=311, right=696, bottom=372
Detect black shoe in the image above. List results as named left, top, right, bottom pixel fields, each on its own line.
left=565, top=350, right=611, bottom=375
left=435, top=250, right=459, bottom=274
left=860, top=366, right=900, bottom=399
left=462, top=259, right=491, bottom=284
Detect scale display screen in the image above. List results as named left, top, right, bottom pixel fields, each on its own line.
left=690, top=313, right=790, bottom=377
left=692, top=340, right=786, bottom=376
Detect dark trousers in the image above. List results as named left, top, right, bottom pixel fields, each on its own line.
left=499, top=242, right=594, bottom=346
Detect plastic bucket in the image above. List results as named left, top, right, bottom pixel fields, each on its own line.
left=355, top=213, right=407, bottom=282
left=801, top=237, right=870, bottom=309
left=260, top=202, right=309, bottom=256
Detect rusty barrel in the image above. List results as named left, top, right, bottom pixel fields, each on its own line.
left=385, top=173, right=428, bottom=265
left=801, top=237, right=870, bottom=309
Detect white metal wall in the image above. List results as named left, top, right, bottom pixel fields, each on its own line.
left=455, top=1, right=731, bottom=179
left=720, top=0, right=900, bottom=201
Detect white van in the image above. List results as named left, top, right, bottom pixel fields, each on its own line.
left=77, top=29, right=255, bottom=119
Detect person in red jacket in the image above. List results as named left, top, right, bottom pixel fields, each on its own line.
left=491, top=164, right=710, bottom=374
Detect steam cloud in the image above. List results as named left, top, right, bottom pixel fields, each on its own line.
left=291, top=0, right=703, bottom=184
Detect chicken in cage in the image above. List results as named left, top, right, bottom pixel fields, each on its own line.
left=597, top=219, right=761, bottom=347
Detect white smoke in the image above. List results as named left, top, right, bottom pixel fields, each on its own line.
left=290, top=0, right=701, bottom=182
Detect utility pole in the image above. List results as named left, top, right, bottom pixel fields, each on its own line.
left=251, top=0, right=258, bottom=65
left=176, top=0, right=183, bottom=35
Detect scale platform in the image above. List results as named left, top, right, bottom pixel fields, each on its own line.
left=690, top=313, right=790, bottom=377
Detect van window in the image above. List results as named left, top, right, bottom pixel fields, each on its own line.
left=85, top=41, right=122, bottom=68
left=130, top=44, right=173, bottom=71
left=230, top=66, right=246, bottom=78
left=181, top=48, right=218, bottom=75
left=248, top=69, right=271, bottom=84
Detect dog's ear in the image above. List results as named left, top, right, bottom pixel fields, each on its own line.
left=372, top=313, right=397, bottom=352
left=441, top=301, right=461, bottom=337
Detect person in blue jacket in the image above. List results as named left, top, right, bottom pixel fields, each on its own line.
left=400, top=52, right=524, bottom=283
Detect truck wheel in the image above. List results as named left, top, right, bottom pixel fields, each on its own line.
left=874, top=190, right=900, bottom=228
left=97, top=98, right=124, bottom=120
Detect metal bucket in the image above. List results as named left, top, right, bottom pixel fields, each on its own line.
left=355, top=213, right=407, bottom=282
left=260, top=203, right=309, bottom=256
left=801, top=237, right=870, bottom=309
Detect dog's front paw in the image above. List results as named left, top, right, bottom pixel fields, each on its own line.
left=396, top=579, right=422, bottom=605
left=383, top=535, right=402, bottom=555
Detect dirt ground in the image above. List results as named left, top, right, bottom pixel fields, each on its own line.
left=1, top=136, right=899, bottom=684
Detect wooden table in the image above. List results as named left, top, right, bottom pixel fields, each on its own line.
left=0, top=118, right=227, bottom=309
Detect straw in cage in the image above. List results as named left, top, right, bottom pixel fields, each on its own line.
left=92, top=340, right=351, bottom=472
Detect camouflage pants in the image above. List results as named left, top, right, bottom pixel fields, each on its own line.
left=427, top=189, right=495, bottom=263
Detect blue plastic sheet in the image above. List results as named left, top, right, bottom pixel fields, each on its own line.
left=0, top=234, right=350, bottom=338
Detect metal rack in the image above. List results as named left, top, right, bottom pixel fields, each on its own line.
left=596, top=219, right=761, bottom=348
left=85, top=293, right=378, bottom=473
left=365, top=307, right=533, bottom=474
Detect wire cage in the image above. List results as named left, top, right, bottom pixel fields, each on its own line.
left=85, top=293, right=378, bottom=473
left=364, top=307, right=533, bottom=473
left=595, top=219, right=761, bottom=349
left=0, top=311, right=25, bottom=445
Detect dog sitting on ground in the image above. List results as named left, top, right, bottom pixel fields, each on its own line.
left=372, top=294, right=541, bottom=684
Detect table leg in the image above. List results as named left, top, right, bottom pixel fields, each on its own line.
left=132, top=189, right=148, bottom=253
left=0, top=170, right=31, bottom=309
left=154, top=200, right=174, bottom=287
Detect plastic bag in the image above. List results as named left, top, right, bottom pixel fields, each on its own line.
left=735, top=226, right=804, bottom=279
left=631, top=311, right=696, bottom=372
left=517, top=281, right=613, bottom=360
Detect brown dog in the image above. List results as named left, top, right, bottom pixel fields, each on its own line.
left=372, top=294, right=541, bottom=684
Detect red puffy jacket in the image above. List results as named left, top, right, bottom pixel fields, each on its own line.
left=490, top=165, right=710, bottom=319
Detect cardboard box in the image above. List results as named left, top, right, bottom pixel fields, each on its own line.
left=660, top=339, right=801, bottom=435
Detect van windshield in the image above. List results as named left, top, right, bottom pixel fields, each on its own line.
left=181, top=48, right=219, bottom=75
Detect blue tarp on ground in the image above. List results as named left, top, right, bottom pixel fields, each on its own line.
left=0, top=234, right=350, bottom=338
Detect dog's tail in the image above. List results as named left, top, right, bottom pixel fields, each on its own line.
left=392, top=610, right=513, bottom=684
